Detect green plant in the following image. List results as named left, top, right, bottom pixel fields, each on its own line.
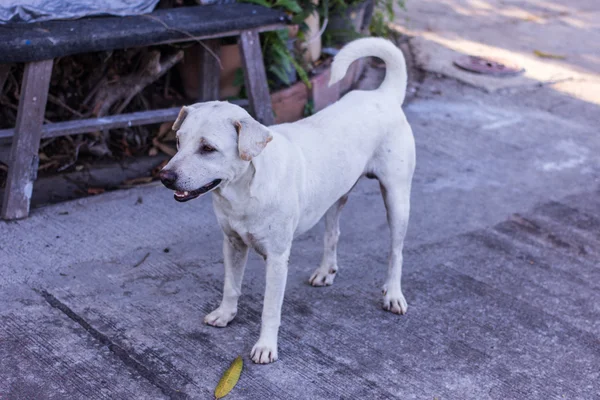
left=240, top=0, right=316, bottom=90
left=303, top=99, right=314, bottom=117
left=370, top=0, right=406, bottom=37
left=325, top=0, right=406, bottom=40
left=263, top=29, right=311, bottom=89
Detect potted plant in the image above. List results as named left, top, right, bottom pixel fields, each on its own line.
left=232, top=0, right=320, bottom=123
left=324, top=0, right=405, bottom=45
left=369, top=0, right=406, bottom=38
left=324, top=0, right=373, bottom=46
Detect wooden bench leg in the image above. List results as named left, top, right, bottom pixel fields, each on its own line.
left=198, top=39, right=221, bottom=102
left=238, top=30, right=274, bottom=126
left=1, top=59, right=53, bottom=220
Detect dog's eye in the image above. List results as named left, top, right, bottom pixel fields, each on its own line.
left=200, top=144, right=216, bottom=154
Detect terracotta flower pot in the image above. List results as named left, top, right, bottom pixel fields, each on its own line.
left=218, top=43, right=242, bottom=99
left=308, top=55, right=366, bottom=112
left=177, top=42, right=242, bottom=101
left=271, top=80, right=309, bottom=124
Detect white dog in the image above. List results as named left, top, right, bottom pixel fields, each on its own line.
left=159, top=37, right=415, bottom=364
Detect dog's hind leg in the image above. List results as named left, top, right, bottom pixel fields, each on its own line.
left=375, top=139, right=415, bottom=315
left=379, top=181, right=411, bottom=314
left=309, top=194, right=349, bottom=287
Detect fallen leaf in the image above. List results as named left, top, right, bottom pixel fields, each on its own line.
left=87, top=187, right=105, bottom=195
left=122, top=176, right=154, bottom=186
left=38, top=161, right=60, bottom=171
left=214, top=356, right=243, bottom=399
left=521, top=14, right=541, bottom=22
left=533, top=50, right=566, bottom=60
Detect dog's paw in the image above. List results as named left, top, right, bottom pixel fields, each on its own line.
left=204, top=307, right=237, bottom=327
left=251, top=341, right=278, bottom=364
left=309, top=266, right=337, bottom=287
left=382, top=286, right=408, bottom=315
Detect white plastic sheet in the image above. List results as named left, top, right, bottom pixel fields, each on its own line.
left=0, top=0, right=160, bottom=23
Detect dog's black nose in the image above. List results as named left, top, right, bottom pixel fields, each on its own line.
left=159, top=169, right=178, bottom=188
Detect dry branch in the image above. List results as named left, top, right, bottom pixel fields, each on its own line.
left=92, top=50, right=184, bottom=117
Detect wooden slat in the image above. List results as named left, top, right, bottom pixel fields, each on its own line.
left=198, top=39, right=221, bottom=102
left=0, top=108, right=182, bottom=141
left=0, top=64, right=11, bottom=91
left=0, top=4, right=289, bottom=64
left=2, top=60, right=53, bottom=220
left=154, top=24, right=285, bottom=47
left=238, top=30, right=274, bottom=125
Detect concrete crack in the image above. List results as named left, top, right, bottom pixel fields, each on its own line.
left=37, top=289, right=189, bottom=400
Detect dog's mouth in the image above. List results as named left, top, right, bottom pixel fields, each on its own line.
left=173, top=179, right=222, bottom=202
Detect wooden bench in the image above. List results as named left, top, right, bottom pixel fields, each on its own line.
left=0, top=4, right=288, bottom=220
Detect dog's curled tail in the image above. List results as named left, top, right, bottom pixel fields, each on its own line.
left=329, top=37, right=407, bottom=103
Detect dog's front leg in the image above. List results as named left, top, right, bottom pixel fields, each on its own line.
left=204, top=235, right=249, bottom=327
left=251, top=248, right=290, bottom=364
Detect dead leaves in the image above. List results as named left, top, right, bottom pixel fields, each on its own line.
left=214, top=356, right=243, bottom=399
left=86, top=187, right=105, bottom=195
left=533, top=50, right=566, bottom=60
left=122, top=176, right=154, bottom=186
left=152, top=137, right=177, bottom=156
left=149, top=121, right=176, bottom=156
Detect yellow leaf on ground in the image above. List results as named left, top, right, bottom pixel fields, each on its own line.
left=214, top=356, right=243, bottom=399
left=533, top=50, right=566, bottom=59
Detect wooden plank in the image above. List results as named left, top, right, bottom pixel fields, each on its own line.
left=0, top=4, right=289, bottom=64
left=198, top=39, right=221, bottom=102
left=0, top=64, right=11, bottom=91
left=238, top=30, right=275, bottom=125
left=153, top=24, right=286, bottom=47
left=1, top=60, right=53, bottom=220
left=0, top=108, right=181, bottom=141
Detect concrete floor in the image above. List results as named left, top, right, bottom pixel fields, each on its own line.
left=1, top=0, right=600, bottom=398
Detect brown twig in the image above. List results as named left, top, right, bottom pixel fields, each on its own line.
left=48, top=94, right=84, bottom=118
left=93, top=50, right=184, bottom=117
left=163, top=70, right=171, bottom=98
left=0, top=95, right=53, bottom=124
left=0, top=64, right=11, bottom=92
left=142, top=14, right=223, bottom=70
left=133, top=252, right=151, bottom=268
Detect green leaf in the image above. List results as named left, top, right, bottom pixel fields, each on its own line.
left=290, top=57, right=311, bottom=88
left=274, top=0, right=302, bottom=13
left=385, top=0, right=394, bottom=20
left=232, top=68, right=245, bottom=88
left=241, top=0, right=273, bottom=8
left=269, top=65, right=291, bottom=85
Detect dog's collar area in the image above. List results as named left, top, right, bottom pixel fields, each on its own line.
left=174, top=179, right=222, bottom=202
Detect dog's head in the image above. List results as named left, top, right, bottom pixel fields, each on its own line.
left=159, top=101, right=272, bottom=202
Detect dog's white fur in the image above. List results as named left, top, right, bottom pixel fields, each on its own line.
left=162, top=38, right=415, bottom=364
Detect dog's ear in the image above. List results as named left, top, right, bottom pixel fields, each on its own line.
left=234, top=118, right=273, bottom=161
left=172, top=106, right=190, bottom=131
